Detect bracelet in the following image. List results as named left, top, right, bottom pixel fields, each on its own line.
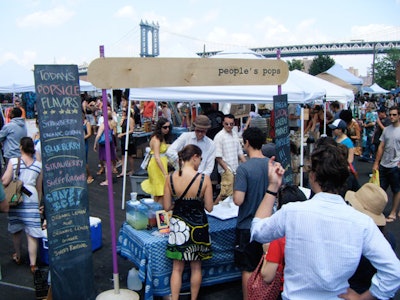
left=265, top=190, right=278, bottom=197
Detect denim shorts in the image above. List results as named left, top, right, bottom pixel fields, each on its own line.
left=379, top=165, right=400, bottom=194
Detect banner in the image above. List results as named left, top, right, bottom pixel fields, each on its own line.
left=34, top=64, right=95, bottom=300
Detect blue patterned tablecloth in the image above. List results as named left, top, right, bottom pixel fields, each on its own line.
left=117, top=216, right=240, bottom=300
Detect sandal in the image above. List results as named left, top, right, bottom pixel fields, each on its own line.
left=96, top=167, right=104, bottom=175
left=99, top=181, right=108, bottom=186
left=12, top=253, right=22, bottom=265
left=87, top=177, right=94, bottom=184
left=30, top=265, right=38, bottom=274
left=386, top=216, right=397, bottom=223
left=117, top=173, right=125, bottom=178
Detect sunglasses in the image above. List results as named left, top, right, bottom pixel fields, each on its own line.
left=195, top=129, right=207, bottom=134
left=224, top=122, right=234, bottom=126
left=389, top=113, right=398, bottom=116
left=162, top=125, right=170, bottom=129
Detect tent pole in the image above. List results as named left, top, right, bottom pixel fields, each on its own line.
left=300, top=106, right=304, bottom=187
left=322, top=97, right=327, bottom=137
left=121, top=99, right=132, bottom=210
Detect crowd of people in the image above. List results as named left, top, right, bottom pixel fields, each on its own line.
left=140, top=95, right=400, bottom=300
left=0, top=90, right=399, bottom=299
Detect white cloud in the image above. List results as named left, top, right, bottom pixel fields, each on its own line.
left=201, top=10, right=219, bottom=23
left=16, top=6, right=75, bottom=28
left=0, top=50, right=36, bottom=68
left=351, top=24, right=400, bottom=41
left=114, top=5, right=137, bottom=19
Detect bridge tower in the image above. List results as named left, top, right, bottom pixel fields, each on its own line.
left=140, top=20, right=160, bottom=57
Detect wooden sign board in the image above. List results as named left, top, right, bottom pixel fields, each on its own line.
left=88, top=57, right=289, bottom=89
left=273, top=94, right=293, bottom=185
left=230, top=104, right=251, bottom=118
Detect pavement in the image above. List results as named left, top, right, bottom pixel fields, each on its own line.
left=0, top=137, right=399, bottom=299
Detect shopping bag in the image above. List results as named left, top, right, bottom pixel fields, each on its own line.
left=98, top=131, right=113, bottom=145
left=369, top=169, right=380, bottom=186
left=140, top=150, right=151, bottom=170
left=247, top=255, right=282, bottom=300
left=5, top=157, right=24, bottom=207
left=5, top=179, right=23, bottom=207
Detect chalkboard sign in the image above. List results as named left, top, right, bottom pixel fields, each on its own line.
left=34, top=65, right=95, bottom=300
left=273, top=94, right=293, bottom=184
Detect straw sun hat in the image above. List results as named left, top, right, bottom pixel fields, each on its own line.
left=345, top=183, right=388, bottom=226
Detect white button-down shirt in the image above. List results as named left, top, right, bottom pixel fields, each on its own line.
left=251, top=192, right=400, bottom=300
left=166, top=132, right=216, bottom=175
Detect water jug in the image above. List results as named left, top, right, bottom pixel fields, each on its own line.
left=127, top=267, right=142, bottom=291
left=141, top=198, right=163, bottom=227
left=126, top=201, right=149, bottom=230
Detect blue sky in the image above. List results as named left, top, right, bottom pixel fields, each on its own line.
left=1, top=0, right=399, bottom=83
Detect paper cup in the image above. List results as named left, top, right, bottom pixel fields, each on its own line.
left=130, top=192, right=137, bottom=201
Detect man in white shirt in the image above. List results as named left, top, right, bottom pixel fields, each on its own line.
left=166, top=115, right=215, bottom=175
left=251, top=144, right=400, bottom=300
left=213, top=114, right=246, bottom=203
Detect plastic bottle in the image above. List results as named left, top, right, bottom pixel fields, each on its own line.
left=126, top=201, right=148, bottom=230
left=127, top=267, right=142, bottom=291
left=141, top=198, right=163, bottom=227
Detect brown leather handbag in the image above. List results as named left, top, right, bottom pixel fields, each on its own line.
left=5, top=158, right=24, bottom=207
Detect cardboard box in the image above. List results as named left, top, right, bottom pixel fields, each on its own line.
left=39, top=217, right=102, bottom=265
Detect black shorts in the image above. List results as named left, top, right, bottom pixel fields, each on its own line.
left=234, top=228, right=263, bottom=272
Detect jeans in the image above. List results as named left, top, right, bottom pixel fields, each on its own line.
left=362, top=136, right=374, bottom=160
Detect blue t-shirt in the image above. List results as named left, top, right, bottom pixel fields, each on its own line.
left=234, top=157, right=269, bottom=230
left=338, top=137, right=354, bottom=149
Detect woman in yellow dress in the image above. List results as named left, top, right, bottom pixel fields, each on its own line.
left=141, top=117, right=172, bottom=203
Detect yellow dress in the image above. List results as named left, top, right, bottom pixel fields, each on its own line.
left=141, top=142, right=168, bottom=196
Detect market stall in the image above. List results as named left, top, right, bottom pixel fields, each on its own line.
left=117, top=215, right=239, bottom=300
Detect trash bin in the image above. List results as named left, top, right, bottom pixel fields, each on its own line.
left=129, top=169, right=150, bottom=197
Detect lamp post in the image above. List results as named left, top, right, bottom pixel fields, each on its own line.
left=372, top=42, right=376, bottom=83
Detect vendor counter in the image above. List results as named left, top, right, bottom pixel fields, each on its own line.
left=117, top=215, right=240, bottom=300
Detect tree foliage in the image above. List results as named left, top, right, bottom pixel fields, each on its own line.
left=287, top=59, right=304, bottom=71
left=374, top=48, right=400, bottom=90
left=308, top=54, right=335, bottom=75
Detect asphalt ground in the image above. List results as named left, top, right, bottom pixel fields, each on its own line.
left=0, top=136, right=399, bottom=300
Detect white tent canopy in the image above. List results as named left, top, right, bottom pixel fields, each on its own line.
left=210, top=48, right=266, bottom=59
left=0, top=61, right=99, bottom=93
left=290, top=70, right=354, bottom=105
left=128, top=51, right=354, bottom=105
left=0, top=79, right=99, bottom=93
left=369, top=83, right=389, bottom=94
left=325, top=64, right=363, bottom=87
left=128, top=70, right=326, bottom=104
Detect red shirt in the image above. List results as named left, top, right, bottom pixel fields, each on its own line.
left=143, top=101, right=155, bottom=118
left=265, top=237, right=285, bottom=290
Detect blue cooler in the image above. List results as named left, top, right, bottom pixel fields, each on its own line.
left=39, top=216, right=102, bottom=265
